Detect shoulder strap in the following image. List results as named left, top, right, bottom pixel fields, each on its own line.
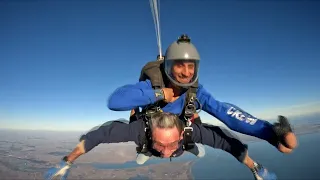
left=133, top=59, right=166, bottom=119
left=139, top=59, right=168, bottom=110
left=139, top=60, right=165, bottom=89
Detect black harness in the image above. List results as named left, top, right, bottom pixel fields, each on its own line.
left=134, top=57, right=202, bottom=160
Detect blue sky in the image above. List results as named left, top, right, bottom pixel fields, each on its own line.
left=1, top=1, right=319, bottom=131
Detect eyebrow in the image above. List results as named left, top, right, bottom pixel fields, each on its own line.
left=154, top=140, right=180, bottom=146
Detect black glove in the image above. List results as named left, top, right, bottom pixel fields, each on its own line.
left=272, top=115, right=294, bottom=148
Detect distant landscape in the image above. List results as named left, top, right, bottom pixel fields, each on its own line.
left=0, top=113, right=319, bottom=179
left=0, top=129, right=195, bottom=179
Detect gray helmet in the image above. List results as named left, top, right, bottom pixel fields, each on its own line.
left=164, top=34, right=200, bottom=88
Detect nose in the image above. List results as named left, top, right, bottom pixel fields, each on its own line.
left=161, top=148, right=174, bottom=157
left=181, top=66, right=190, bottom=77
left=162, top=153, right=172, bottom=158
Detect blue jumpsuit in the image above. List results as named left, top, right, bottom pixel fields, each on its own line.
left=107, top=80, right=277, bottom=143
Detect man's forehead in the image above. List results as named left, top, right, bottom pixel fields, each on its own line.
left=152, top=127, right=180, bottom=135
left=152, top=127, right=180, bottom=141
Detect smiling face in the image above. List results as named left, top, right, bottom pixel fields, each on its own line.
left=151, top=126, right=183, bottom=158
left=164, top=59, right=199, bottom=88
left=171, top=61, right=195, bottom=84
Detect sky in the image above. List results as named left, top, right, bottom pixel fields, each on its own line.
left=1, top=0, right=320, bottom=131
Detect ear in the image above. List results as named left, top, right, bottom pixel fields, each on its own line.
left=180, top=130, right=184, bottom=140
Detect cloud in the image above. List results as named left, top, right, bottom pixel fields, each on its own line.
left=255, top=101, right=320, bottom=120
left=2, top=101, right=319, bottom=131
left=0, top=115, right=108, bottom=132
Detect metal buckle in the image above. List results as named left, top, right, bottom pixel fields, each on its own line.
left=184, top=126, right=193, bottom=132
left=185, top=103, right=196, bottom=112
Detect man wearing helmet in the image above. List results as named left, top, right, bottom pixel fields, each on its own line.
left=107, top=34, right=297, bottom=180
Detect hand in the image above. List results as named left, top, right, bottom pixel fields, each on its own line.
left=162, top=88, right=174, bottom=102
left=44, top=160, right=72, bottom=180
left=273, top=116, right=298, bottom=153
left=130, top=109, right=135, bottom=116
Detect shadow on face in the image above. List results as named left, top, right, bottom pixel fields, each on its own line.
left=151, top=127, right=184, bottom=158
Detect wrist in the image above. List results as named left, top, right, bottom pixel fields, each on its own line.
left=268, top=126, right=280, bottom=147
left=154, top=89, right=165, bottom=101
left=62, top=156, right=73, bottom=165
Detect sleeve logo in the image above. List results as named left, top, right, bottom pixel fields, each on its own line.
left=227, top=107, right=258, bottom=125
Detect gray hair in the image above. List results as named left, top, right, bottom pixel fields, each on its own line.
left=149, top=112, right=185, bottom=133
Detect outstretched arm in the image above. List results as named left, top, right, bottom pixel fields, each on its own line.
left=107, top=80, right=164, bottom=111
left=44, top=120, right=145, bottom=180
left=198, top=86, right=276, bottom=143
left=67, top=120, right=144, bottom=162
left=191, top=123, right=249, bottom=163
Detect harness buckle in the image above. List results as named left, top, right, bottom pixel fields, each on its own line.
left=184, top=126, right=193, bottom=132
left=183, top=126, right=194, bottom=150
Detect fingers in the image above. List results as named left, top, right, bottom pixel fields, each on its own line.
left=278, top=143, right=293, bottom=154
left=162, top=88, right=174, bottom=102
left=274, top=115, right=297, bottom=150
left=278, top=132, right=298, bottom=153
left=284, top=132, right=298, bottom=149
